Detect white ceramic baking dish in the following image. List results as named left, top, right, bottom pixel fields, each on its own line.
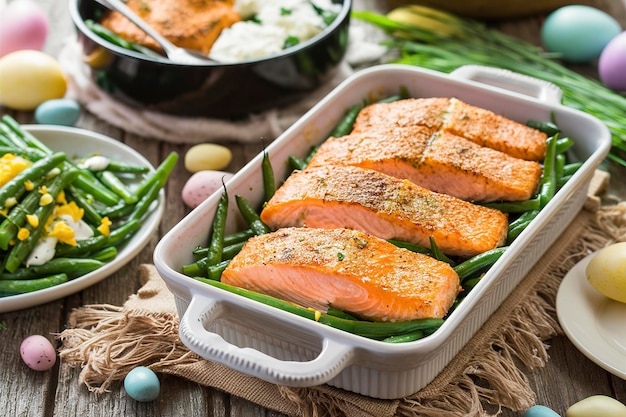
left=154, top=64, right=611, bottom=399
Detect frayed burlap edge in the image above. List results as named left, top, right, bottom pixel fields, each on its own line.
left=58, top=185, right=626, bottom=417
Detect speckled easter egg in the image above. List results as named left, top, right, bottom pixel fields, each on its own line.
left=182, top=170, right=233, bottom=208
left=20, top=334, right=57, bottom=371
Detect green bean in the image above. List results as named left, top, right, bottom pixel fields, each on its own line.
left=387, top=239, right=431, bottom=255
left=453, top=246, right=508, bottom=281
left=0, top=152, right=66, bottom=207
left=72, top=172, right=120, bottom=206
left=54, top=219, right=141, bottom=257
left=127, top=180, right=159, bottom=222
left=197, top=278, right=444, bottom=339
left=562, top=161, right=583, bottom=176
left=99, top=200, right=134, bottom=219
left=104, top=160, right=150, bottom=174
left=0, top=273, right=68, bottom=295
left=205, top=190, right=228, bottom=267
left=507, top=211, right=539, bottom=244
left=181, top=261, right=204, bottom=277
left=0, top=122, right=30, bottom=149
left=508, top=209, right=540, bottom=231
left=95, top=171, right=137, bottom=204
left=223, top=229, right=254, bottom=246
left=193, top=240, right=245, bottom=261
left=0, top=258, right=105, bottom=280
left=326, top=307, right=358, bottom=320
left=429, top=236, right=455, bottom=266
left=555, top=137, right=574, bottom=154
left=64, top=185, right=103, bottom=226
left=235, top=195, right=270, bottom=235
left=526, top=120, right=560, bottom=136
left=539, top=134, right=558, bottom=208
left=0, top=146, right=48, bottom=161
left=262, top=149, right=276, bottom=202
left=381, top=330, right=425, bottom=343
left=555, top=153, right=565, bottom=182
left=207, top=259, right=230, bottom=281
left=134, top=152, right=178, bottom=199
left=288, top=155, right=307, bottom=171
left=462, top=276, right=483, bottom=292
left=90, top=246, right=118, bottom=262
left=481, top=197, right=540, bottom=213
left=329, top=103, right=363, bottom=138
left=2, top=115, right=52, bottom=154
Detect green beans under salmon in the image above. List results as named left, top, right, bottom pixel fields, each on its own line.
left=197, top=278, right=445, bottom=340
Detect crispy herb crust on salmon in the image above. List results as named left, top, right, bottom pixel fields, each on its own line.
left=352, top=97, right=548, bottom=161
left=260, top=165, right=508, bottom=257
left=221, top=227, right=462, bottom=322
left=101, top=0, right=240, bottom=54
left=307, top=126, right=542, bottom=202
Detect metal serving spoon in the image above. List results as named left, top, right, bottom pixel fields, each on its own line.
left=97, top=0, right=216, bottom=65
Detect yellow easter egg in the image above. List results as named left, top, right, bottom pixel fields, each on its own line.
left=184, top=143, right=233, bottom=173
left=586, top=242, right=626, bottom=304
left=0, top=50, right=67, bottom=110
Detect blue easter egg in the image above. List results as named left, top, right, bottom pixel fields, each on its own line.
left=541, top=5, right=622, bottom=63
left=34, top=98, right=80, bottom=126
left=123, top=366, right=160, bottom=402
left=525, top=404, right=562, bottom=417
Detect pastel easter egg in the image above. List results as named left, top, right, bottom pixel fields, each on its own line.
left=182, top=170, right=233, bottom=208
left=184, top=143, right=232, bottom=173
left=566, top=395, right=626, bottom=417
left=20, top=334, right=57, bottom=371
left=524, top=405, right=561, bottom=417
left=541, top=5, right=622, bottom=63
left=599, top=31, right=626, bottom=91
left=124, top=366, right=160, bottom=402
left=0, top=50, right=67, bottom=110
left=35, top=99, right=81, bottom=126
left=0, top=0, right=49, bottom=58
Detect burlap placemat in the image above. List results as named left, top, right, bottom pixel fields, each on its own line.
left=58, top=172, right=623, bottom=417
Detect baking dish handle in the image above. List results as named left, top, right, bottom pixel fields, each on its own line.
left=178, top=294, right=355, bottom=387
left=450, top=64, right=563, bottom=105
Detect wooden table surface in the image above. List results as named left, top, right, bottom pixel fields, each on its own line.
left=1, top=1, right=625, bottom=416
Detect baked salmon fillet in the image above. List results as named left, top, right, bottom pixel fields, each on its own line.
left=260, top=165, right=508, bottom=257
left=100, top=0, right=240, bottom=55
left=307, top=127, right=542, bottom=202
left=352, top=98, right=547, bottom=161
left=221, top=227, right=461, bottom=322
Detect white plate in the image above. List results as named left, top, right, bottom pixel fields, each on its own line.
left=556, top=253, right=626, bottom=380
left=0, top=125, right=164, bottom=313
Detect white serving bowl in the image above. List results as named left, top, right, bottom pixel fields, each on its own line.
left=0, top=125, right=163, bottom=313
left=154, top=64, right=611, bottom=399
